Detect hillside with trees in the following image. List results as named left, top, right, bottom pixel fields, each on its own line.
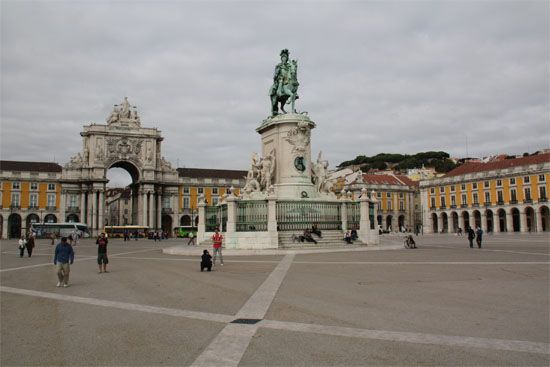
left=337, top=151, right=458, bottom=173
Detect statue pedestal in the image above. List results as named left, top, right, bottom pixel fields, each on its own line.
left=256, top=113, right=318, bottom=199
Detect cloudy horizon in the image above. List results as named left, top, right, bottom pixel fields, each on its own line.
left=1, top=1, right=548, bottom=187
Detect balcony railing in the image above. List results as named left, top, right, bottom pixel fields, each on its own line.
left=510, top=200, right=518, bottom=204
left=460, top=204, right=468, bottom=208
left=524, top=198, right=532, bottom=204
left=450, top=205, right=457, bottom=209
left=472, top=203, right=479, bottom=207
left=430, top=206, right=436, bottom=210
left=539, top=197, right=548, bottom=202
left=10, top=205, right=21, bottom=210
left=440, top=205, right=446, bottom=209
left=46, top=206, right=57, bottom=211
left=497, top=200, right=504, bottom=205
left=28, top=205, right=39, bottom=210
left=66, top=206, right=80, bottom=212
left=484, top=202, right=491, bottom=207
left=162, top=208, right=173, bottom=214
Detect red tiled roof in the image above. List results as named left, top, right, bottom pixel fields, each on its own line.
left=0, top=160, right=62, bottom=173
left=444, top=153, right=550, bottom=177
left=177, top=168, right=247, bottom=180
left=362, top=174, right=416, bottom=187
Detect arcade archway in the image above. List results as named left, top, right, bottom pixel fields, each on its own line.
left=8, top=213, right=21, bottom=239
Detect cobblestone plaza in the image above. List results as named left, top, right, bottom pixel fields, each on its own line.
left=1, top=234, right=548, bottom=366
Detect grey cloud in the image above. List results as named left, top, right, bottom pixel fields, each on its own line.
left=1, top=1, right=548, bottom=176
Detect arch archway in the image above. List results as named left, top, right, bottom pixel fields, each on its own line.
left=431, top=213, right=438, bottom=233
left=386, top=215, right=393, bottom=231
left=162, top=215, right=173, bottom=237
left=44, top=214, right=57, bottom=223
left=486, top=210, right=494, bottom=233
left=525, top=207, right=535, bottom=232
left=26, top=214, right=40, bottom=231
left=472, top=210, right=481, bottom=229
left=462, top=211, right=470, bottom=229
left=195, top=216, right=199, bottom=227
left=540, top=205, right=550, bottom=232
left=398, top=215, right=405, bottom=232
left=497, top=209, right=507, bottom=232
left=511, top=208, right=520, bottom=232
left=451, top=212, right=459, bottom=233
left=8, top=213, right=22, bottom=239
left=180, top=215, right=191, bottom=226
left=441, top=212, right=448, bottom=233
left=66, top=214, right=80, bottom=223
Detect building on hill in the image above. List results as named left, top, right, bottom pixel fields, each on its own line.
left=419, top=152, right=550, bottom=234
left=0, top=160, right=246, bottom=238
left=344, top=171, right=420, bottom=232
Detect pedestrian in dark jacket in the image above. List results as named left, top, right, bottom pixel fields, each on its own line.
left=201, top=250, right=212, bottom=272
left=476, top=227, right=483, bottom=248
left=467, top=227, right=475, bottom=248
left=54, top=237, right=74, bottom=287
left=26, top=234, right=35, bottom=257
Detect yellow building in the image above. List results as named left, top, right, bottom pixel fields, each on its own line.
left=176, top=168, right=245, bottom=228
left=420, top=153, right=550, bottom=233
left=344, top=171, right=419, bottom=232
left=0, top=161, right=63, bottom=238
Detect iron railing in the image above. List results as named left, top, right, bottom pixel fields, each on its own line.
left=205, top=205, right=220, bottom=232
left=276, top=201, right=341, bottom=231
left=236, top=200, right=267, bottom=231
left=346, top=202, right=360, bottom=230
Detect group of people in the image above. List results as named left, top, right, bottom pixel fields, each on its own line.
left=200, top=228, right=224, bottom=271
left=50, top=232, right=109, bottom=288
left=466, top=226, right=483, bottom=248
left=343, top=229, right=358, bottom=244
left=18, top=234, right=35, bottom=257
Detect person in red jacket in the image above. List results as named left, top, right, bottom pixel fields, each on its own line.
left=211, top=228, right=224, bottom=266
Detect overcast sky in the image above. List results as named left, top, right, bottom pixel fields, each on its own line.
left=1, top=1, right=549, bottom=187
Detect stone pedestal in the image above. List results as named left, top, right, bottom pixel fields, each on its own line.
left=256, top=113, right=317, bottom=199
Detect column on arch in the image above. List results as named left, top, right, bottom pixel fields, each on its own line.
left=80, top=190, right=86, bottom=224
left=148, top=192, right=155, bottom=230
left=156, top=192, right=162, bottom=231
left=60, top=189, right=66, bottom=223
left=520, top=207, right=528, bottom=232
left=98, top=190, right=104, bottom=232
left=87, top=191, right=94, bottom=231
left=437, top=212, right=443, bottom=234
left=506, top=210, right=513, bottom=233
left=142, top=191, right=148, bottom=227
left=481, top=211, right=488, bottom=232
left=448, top=212, right=455, bottom=233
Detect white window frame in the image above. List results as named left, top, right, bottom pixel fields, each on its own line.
left=197, top=187, right=204, bottom=194
left=538, top=174, right=545, bottom=182
left=524, top=176, right=530, bottom=184
left=472, top=183, right=478, bottom=190
left=510, top=189, right=517, bottom=202
left=47, top=183, right=56, bottom=191
left=29, top=193, right=38, bottom=208
left=12, top=181, right=20, bottom=190
left=539, top=186, right=547, bottom=199
left=47, top=193, right=56, bottom=207
left=496, top=179, right=502, bottom=187
left=11, top=192, right=20, bottom=207
left=183, top=187, right=190, bottom=194
left=212, top=187, right=219, bottom=195
left=484, top=191, right=491, bottom=204
left=510, top=178, right=516, bottom=185
left=212, top=196, right=219, bottom=206
left=450, top=185, right=455, bottom=192
left=524, top=187, right=531, bottom=200
left=473, top=193, right=478, bottom=204
left=484, top=181, right=490, bottom=188
left=30, top=182, right=38, bottom=190
left=430, top=197, right=436, bottom=208
left=183, top=197, right=190, bottom=209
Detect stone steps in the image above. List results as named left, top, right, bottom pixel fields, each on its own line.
left=198, top=230, right=364, bottom=248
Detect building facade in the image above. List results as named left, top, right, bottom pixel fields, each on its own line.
left=0, top=162, right=246, bottom=238
left=420, top=153, right=550, bottom=234
left=344, top=172, right=419, bottom=232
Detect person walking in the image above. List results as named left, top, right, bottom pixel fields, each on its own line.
left=26, top=234, right=35, bottom=257
left=18, top=236, right=27, bottom=258
left=54, top=237, right=74, bottom=287
left=187, top=231, right=196, bottom=246
left=96, top=232, right=109, bottom=273
left=467, top=226, right=475, bottom=248
left=211, top=228, right=224, bottom=266
left=476, top=227, right=483, bottom=248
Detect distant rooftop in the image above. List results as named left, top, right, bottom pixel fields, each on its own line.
left=177, top=168, right=247, bottom=180
left=444, top=153, right=550, bottom=177
left=0, top=160, right=62, bottom=173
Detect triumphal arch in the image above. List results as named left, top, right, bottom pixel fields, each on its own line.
left=61, top=97, right=180, bottom=235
